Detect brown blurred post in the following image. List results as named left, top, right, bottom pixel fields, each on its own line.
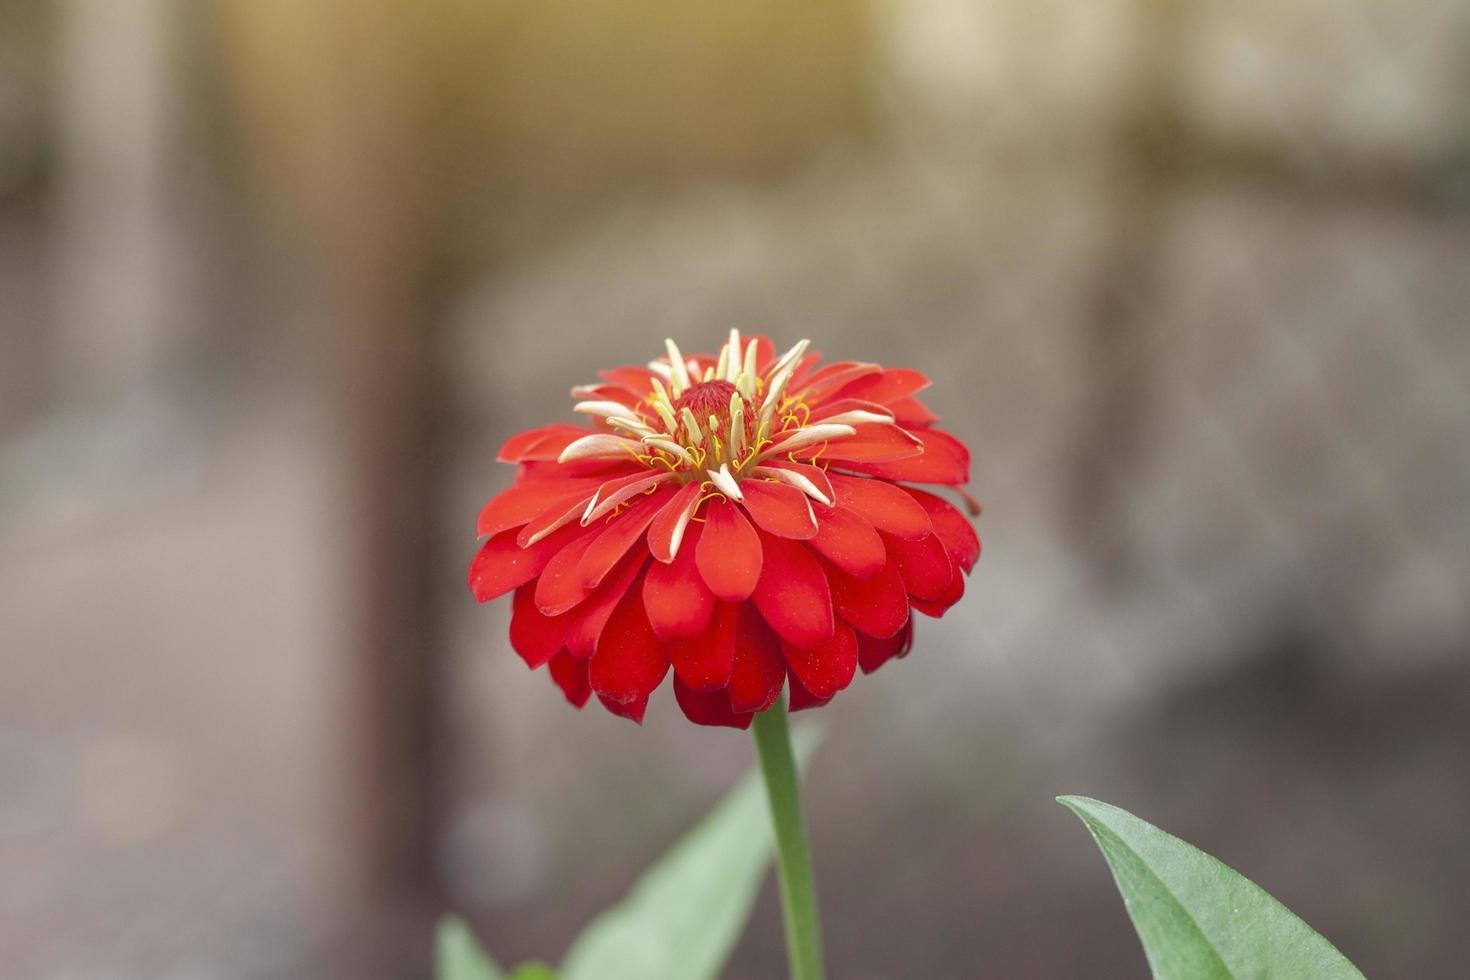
left=1069, top=0, right=1189, bottom=585
left=214, top=0, right=449, bottom=919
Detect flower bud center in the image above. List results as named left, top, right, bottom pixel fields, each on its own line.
left=673, top=379, right=739, bottom=425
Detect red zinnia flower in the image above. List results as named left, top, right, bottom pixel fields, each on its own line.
left=469, top=333, right=980, bottom=728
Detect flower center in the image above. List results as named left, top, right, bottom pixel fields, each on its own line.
left=566, top=333, right=868, bottom=501
left=673, top=379, right=739, bottom=427
left=662, top=378, right=760, bottom=480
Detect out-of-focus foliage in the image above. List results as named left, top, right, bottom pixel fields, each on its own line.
left=438, top=727, right=820, bottom=980
left=437, top=918, right=505, bottom=980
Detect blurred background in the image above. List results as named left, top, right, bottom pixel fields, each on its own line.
left=2, top=0, right=1469, bottom=977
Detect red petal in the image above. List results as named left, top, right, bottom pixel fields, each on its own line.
left=523, top=458, right=640, bottom=482
left=780, top=620, right=857, bottom=700
left=750, top=336, right=777, bottom=373
left=642, top=523, right=717, bottom=641
left=825, top=559, right=910, bottom=639
left=687, top=353, right=720, bottom=378
left=911, top=564, right=965, bottom=617
left=571, top=383, right=642, bottom=410
left=793, top=361, right=881, bottom=402
left=674, top=677, right=753, bottom=729
left=497, top=424, right=592, bottom=462
left=578, top=485, right=672, bottom=588
left=598, top=693, right=649, bottom=724
left=597, top=365, right=659, bottom=399
left=903, top=488, right=981, bottom=573
left=828, top=474, right=932, bottom=540
left=469, top=525, right=581, bottom=603
left=889, top=397, right=939, bottom=426
left=728, top=603, right=787, bottom=713
left=534, top=531, right=597, bottom=615
left=548, top=651, right=591, bottom=707
left=834, top=367, right=931, bottom=405
left=665, top=600, right=736, bottom=690
left=809, top=503, right=887, bottom=578
left=819, top=423, right=923, bottom=464
left=840, top=428, right=970, bottom=485
left=647, top=481, right=703, bottom=563
left=510, top=584, right=564, bottom=668
left=856, top=621, right=914, bottom=674
left=882, top=531, right=954, bottom=600
left=563, top=551, right=647, bottom=657
left=792, top=350, right=823, bottom=382
left=752, top=532, right=834, bottom=649
left=476, top=477, right=602, bottom=538
left=588, top=587, right=669, bottom=705
left=740, top=480, right=818, bottom=540
left=786, top=672, right=831, bottom=712
left=695, top=499, right=763, bottom=601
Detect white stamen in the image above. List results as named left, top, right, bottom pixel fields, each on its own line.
left=715, top=343, right=730, bottom=382
left=750, top=464, right=832, bottom=506
left=647, top=360, right=672, bottom=380
left=814, top=409, right=895, bottom=427
left=728, top=393, right=745, bottom=460
left=664, top=338, right=690, bottom=396
left=662, top=490, right=701, bottom=560
left=768, top=337, right=809, bottom=377
left=647, top=377, right=678, bottom=432
left=760, top=422, right=854, bottom=458
left=523, top=505, right=582, bottom=545
left=607, top=416, right=656, bottom=438
left=582, top=472, right=673, bottom=524
left=681, top=408, right=705, bottom=447
left=738, top=339, right=760, bottom=401
left=559, top=433, right=643, bottom=463
left=759, top=339, right=810, bottom=427
left=574, top=399, right=640, bottom=420
left=725, top=329, right=742, bottom=382
left=643, top=437, right=694, bottom=463
left=706, top=463, right=743, bottom=501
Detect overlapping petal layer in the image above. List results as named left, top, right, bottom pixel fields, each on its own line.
left=469, top=332, right=979, bottom=727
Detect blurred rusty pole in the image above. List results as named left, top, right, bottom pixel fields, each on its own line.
left=1069, top=0, right=1188, bottom=586
left=216, top=0, right=450, bottom=920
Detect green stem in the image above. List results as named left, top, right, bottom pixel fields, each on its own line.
left=751, top=694, right=825, bottom=980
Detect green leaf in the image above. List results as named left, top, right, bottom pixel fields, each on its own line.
left=436, top=917, right=506, bottom=980
left=559, top=724, right=823, bottom=980
left=508, top=964, right=558, bottom=980
left=1058, top=796, right=1365, bottom=980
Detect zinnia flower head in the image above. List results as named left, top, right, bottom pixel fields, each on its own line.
left=469, top=333, right=980, bottom=728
